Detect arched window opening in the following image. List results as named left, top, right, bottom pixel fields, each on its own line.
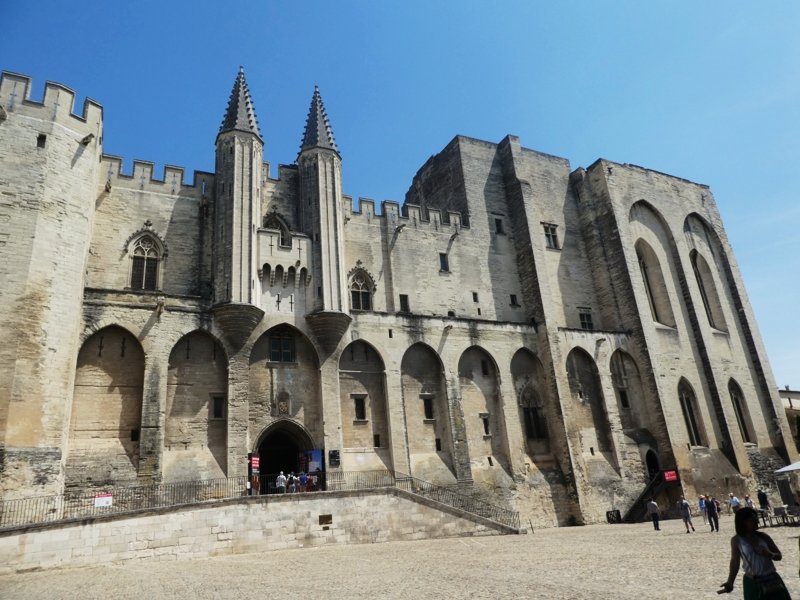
left=678, top=379, right=705, bottom=447
left=264, top=213, right=291, bottom=248
left=130, top=235, right=160, bottom=291
left=350, top=269, right=374, bottom=311
left=690, top=250, right=726, bottom=331
left=729, top=380, right=754, bottom=444
left=634, top=239, right=675, bottom=327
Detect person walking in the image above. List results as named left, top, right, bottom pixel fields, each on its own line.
left=677, top=496, right=695, bottom=533
left=730, top=492, right=742, bottom=513
left=647, top=497, right=660, bottom=531
left=718, top=507, right=790, bottom=598
left=707, top=495, right=721, bottom=532
left=745, top=495, right=755, bottom=509
left=699, top=495, right=708, bottom=525
left=275, top=471, right=287, bottom=494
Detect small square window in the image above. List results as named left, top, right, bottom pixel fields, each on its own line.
left=439, top=253, right=449, bottom=272
left=510, top=294, right=520, bottom=307
left=211, top=396, right=226, bottom=420
left=399, top=294, right=410, bottom=312
left=422, top=396, right=434, bottom=420
left=36, top=134, right=47, bottom=149
left=472, top=292, right=479, bottom=303
left=435, top=438, right=442, bottom=452
left=481, top=360, right=490, bottom=376
left=494, top=218, right=505, bottom=234
left=579, top=309, right=594, bottom=331
left=543, top=223, right=560, bottom=249
left=447, top=310, right=455, bottom=317
left=481, top=414, right=490, bottom=436
left=353, top=396, right=366, bottom=421
left=130, top=428, right=140, bottom=442
left=373, top=434, right=381, bottom=448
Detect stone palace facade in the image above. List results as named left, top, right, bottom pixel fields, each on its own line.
left=0, top=69, right=793, bottom=526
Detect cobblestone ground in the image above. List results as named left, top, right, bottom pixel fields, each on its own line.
left=2, top=520, right=799, bottom=599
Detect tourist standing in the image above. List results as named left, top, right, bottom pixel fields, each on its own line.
left=699, top=495, right=708, bottom=525
left=757, top=488, right=770, bottom=512
left=707, top=496, right=721, bottom=532
left=745, top=495, right=755, bottom=509
left=677, top=496, right=695, bottom=533
left=299, top=471, right=308, bottom=492
left=275, top=471, right=287, bottom=494
left=718, top=507, right=790, bottom=598
left=647, top=498, right=660, bottom=531
left=730, top=493, right=742, bottom=513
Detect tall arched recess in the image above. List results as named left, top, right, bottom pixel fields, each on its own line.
left=689, top=249, right=727, bottom=331
left=728, top=379, right=755, bottom=445
left=678, top=378, right=708, bottom=447
left=163, top=331, right=228, bottom=482
left=565, top=348, right=617, bottom=469
left=338, top=340, right=391, bottom=471
left=67, top=326, right=144, bottom=488
left=510, top=349, right=552, bottom=460
left=401, top=343, right=455, bottom=484
left=248, top=324, right=322, bottom=451
left=634, top=239, right=675, bottom=327
left=458, top=346, right=509, bottom=474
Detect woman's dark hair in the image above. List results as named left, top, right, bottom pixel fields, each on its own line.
left=734, top=507, right=759, bottom=536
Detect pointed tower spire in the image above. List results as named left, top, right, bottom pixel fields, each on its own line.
left=299, top=86, right=338, bottom=155
left=218, top=66, right=262, bottom=141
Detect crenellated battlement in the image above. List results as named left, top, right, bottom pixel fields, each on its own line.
left=342, top=195, right=467, bottom=233
left=101, top=155, right=214, bottom=195
left=0, top=71, right=102, bottom=134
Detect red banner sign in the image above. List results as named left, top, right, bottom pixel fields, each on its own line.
left=663, top=470, right=678, bottom=482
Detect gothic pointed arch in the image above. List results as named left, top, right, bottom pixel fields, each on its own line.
left=163, top=330, right=229, bottom=481
left=401, top=343, right=456, bottom=483
left=338, top=340, right=391, bottom=469
left=728, top=378, right=755, bottom=444
left=67, top=325, right=144, bottom=488
left=510, top=349, right=551, bottom=455
left=634, top=238, right=675, bottom=327
left=678, top=378, right=707, bottom=447
left=348, top=260, right=376, bottom=311
left=458, top=346, right=508, bottom=472
left=263, top=210, right=292, bottom=248
left=566, top=347, right=616, bottom=463
left=249, top=324, right=322, bottom=448
left=124, top=220, right=168, bottom=291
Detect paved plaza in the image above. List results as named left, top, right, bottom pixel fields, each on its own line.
left=2, top=520, right=799, bottom=599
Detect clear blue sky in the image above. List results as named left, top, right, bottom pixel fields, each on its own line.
left=3, top=1, right=798, bottom=387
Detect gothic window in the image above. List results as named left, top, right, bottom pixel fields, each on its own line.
left=690, top=249, right=727, bottom=331
left=350, top=269, right=374, bottom=311
left=678, top=379, right=705, bottom=447
left=130, top=235, right=161, bottom=291
left=635, top=239, right=676, bottom=327
left=268, top=329, right=295, bottom=362
left=729, top=379, right=754, bottom=444
left=611, top=352, right=631, bottom=409
left=264, top=213, right=291, bottom=248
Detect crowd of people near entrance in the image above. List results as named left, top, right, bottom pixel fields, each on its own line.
left=645, top=489, right=791, bottom=598
left=274, top=470, right=321, bottom=494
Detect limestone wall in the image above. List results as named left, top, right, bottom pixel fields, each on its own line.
left=0, top=489, right=501, bottom=574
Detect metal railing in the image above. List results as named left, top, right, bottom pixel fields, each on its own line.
left=0, top=470, right=520, bottom=531
left=394, top=474, right=520, bottom=530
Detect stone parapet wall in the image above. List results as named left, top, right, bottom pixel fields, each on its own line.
left=0, top=489, right=504, bottom=574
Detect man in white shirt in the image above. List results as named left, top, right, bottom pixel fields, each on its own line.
left=729, top=492, right=742, bottom=513
left=276, top=471, right=287, bottom=494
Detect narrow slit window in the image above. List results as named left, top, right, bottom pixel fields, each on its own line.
left=439, top=253, right=449, bottom=272
left=422, top=396, right=434, bottom=420
left=399, top=294, right=410, bottom=313
left=494, top=218, right=504, bottom=234
left=353, top=396, right=366, bottom=421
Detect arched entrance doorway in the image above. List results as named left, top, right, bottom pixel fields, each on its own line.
left=256, top=420, right=314, bottom=492
left=645, top=450, right=660, bottom=481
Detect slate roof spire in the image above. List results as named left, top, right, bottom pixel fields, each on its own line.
left=299, top=86, right=338, bottom=155
left=218, top=66, right=262, bottom=141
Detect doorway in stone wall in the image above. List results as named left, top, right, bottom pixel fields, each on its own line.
left=256, top=420, right=314, bottom=492
left=645, top=450, right=660, bottom=481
